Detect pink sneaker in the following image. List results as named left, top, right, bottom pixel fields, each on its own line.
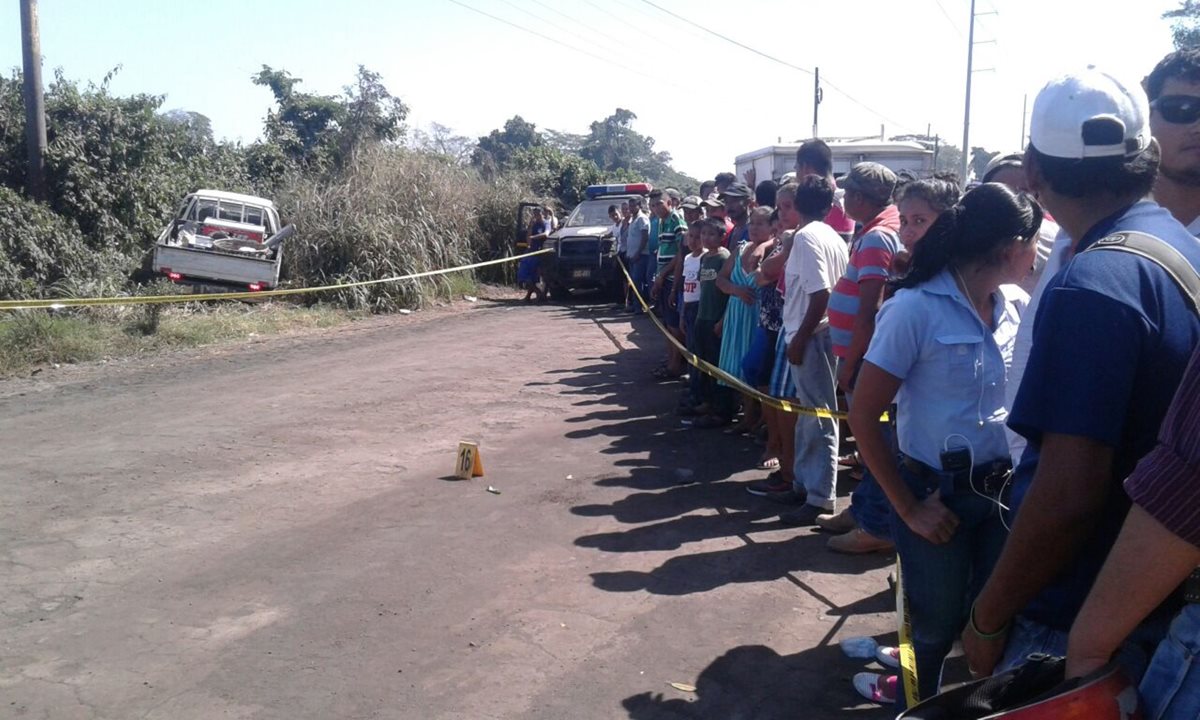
left=853, top=672, right=897, bottom=705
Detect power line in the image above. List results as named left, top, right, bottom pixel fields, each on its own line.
left=635, top=0, right=920, bottom=134
left=930, top=0, right=965, bottom=38
left=526, top=0, right=634, bottom=50
left=638, top=0, right=814, bottom=77
left=446, top=0, right=689, bottom=93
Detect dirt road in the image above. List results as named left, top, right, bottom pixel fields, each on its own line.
left=0, top=298, right=901, bottom=719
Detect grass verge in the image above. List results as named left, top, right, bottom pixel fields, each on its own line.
left=0, top=302, right=352, bottom=378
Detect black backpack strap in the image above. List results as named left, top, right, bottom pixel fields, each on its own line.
left=1086, top=231, right=1200, bottom=315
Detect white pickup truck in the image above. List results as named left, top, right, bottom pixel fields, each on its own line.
left=152, top=189, right=295, bottom=292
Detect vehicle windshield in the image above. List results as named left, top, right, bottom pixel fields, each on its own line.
left=565, top=198, right=631, bottom=228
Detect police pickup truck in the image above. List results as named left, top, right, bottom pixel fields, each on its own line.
left=534, top=183, right=652, bottom=301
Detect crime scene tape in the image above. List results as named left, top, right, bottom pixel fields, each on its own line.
left=617, top=259, right=846, bottom=420
left=896, top=557, right=920, bottom=708
left=0, top=249, right=555, bottom=311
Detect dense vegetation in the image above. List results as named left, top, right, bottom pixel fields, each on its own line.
left=0, top=65, right=698, bottom=311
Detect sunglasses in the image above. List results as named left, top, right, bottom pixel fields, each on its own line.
left=1152, top=95, right=1200, bottom=125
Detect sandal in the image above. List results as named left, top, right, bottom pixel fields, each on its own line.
left=758, top=456, right=780, bottom=471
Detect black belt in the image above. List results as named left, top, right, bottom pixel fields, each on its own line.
left=900, top=454, right=1013, bottom=497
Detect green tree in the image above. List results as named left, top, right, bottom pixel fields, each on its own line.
left=1165, top=0, right=1200, bottom=49
left=253, top=64, right=406, bottom=171
left=472, top=115, right=543, bottom=176
left=579, top=109, right=697, bottom=191
left=970, top=146, right=996, bottom=181
left=509, top=145, right=604, bottom=208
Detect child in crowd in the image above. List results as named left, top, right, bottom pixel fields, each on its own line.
left=679, top=224, right=706, bottom=409
left=711, top=206, right=774, bottom=432
left=684, top=219, right=732, bottom=425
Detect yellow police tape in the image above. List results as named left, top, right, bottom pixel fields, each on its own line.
left=896, top=557, right=920, bottom=708
left=0, top=249, right=555, bottom=311
left=617, top=259, right=847, bottom=420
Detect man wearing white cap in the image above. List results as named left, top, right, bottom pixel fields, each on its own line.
left=962, top=67, right=1200, bottom=682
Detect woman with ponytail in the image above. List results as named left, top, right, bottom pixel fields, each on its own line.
left=847, top=183, right=1042, bottom=709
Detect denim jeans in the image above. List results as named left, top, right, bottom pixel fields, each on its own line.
left=628, top=255, right=650, bottom=308
left=850, top=471, right=894, bottom=541
left=789, top=329, right=839, bottom=509
left=999, top=612, right=1168, bottom=682
left=1140, top=604, right=1200, bottom=720
left=891, top=462, right=1009, bottom=710
left=684, top=302, right=701, bottom=404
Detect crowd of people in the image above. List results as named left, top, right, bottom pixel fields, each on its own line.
left=599, top=50, right=1200, bottom=716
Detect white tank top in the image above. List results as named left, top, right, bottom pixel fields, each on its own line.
left=682, top=252, right=704, bottom=303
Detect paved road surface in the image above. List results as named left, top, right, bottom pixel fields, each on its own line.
left=1, top=299, right=904, bottom=719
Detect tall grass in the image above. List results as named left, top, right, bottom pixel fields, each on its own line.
left=279, top=148, right=538, bottom=312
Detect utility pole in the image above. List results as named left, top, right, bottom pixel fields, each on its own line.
left=960, top=0, right=977, bottom=187
left=960, top=0, right=997, bottom=186
left=1020, top=93, right=1028, bottom=149
left=812, top=67, right=822, bottom=139
left=20, top=0, right=47, bottom=201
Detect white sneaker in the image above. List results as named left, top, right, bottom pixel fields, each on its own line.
left=853, top=672, right=897, bottom=705
left=875, top=645, right=900, bottom=669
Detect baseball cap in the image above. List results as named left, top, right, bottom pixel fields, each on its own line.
left=701, top=196, right=725, bottom=208
left=841, top=162, right=898, bottom=203
left=680, top=195, right=703, bottom=210
left=982, top=152, right=1024, bottom=183
left=719, top=181, right=753, bottom=199
left=1029, top=67, right=1151, bottom=160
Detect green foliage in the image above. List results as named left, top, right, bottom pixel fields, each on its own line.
left=509, top=145, right=604, bottom=208
left=472, top=115, right=543, bottom=176
left=970, top=147, right=996, bottom=182
left=0, top=69, right=250, bottom=267
left=0, top=186, right=91, bottom=298
left=580, top=108, right=699, bottom=192
left=1165, top=0, right=1200, bottom=48
left=253, top=64, right=408, bottom=173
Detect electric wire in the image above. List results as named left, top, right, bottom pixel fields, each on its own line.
left=636, top=0, right=922, bottom=134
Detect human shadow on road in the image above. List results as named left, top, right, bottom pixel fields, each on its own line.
left=621, top=642, right=895, bottom=720
left=588, top=532, right=893, bottom=598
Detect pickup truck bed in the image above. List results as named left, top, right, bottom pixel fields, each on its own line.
left=152, top=244, right=282, bottom=289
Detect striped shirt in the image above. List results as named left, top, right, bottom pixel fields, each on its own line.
left=1125, top=346, right=1200, bottom=548
left=827, top=206, right=901, bottom=357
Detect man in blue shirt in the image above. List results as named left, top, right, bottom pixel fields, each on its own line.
left=963, top=69, right=1200, bottom=680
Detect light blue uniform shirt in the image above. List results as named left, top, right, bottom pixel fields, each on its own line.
left=864, top=269, right=1028, bottom=470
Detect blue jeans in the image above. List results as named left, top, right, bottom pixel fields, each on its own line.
left=999, top=613, right=1168, bottom=682
left=850, top=471, right=894, bottom=541
left=891, top=462, right=1009, bottom=710
left=628, top=255, right=649, bottom=309
left=684, top=302, right=701, bottom=404
left=789, top=329, right=839, bottom=510
left=1140, top=604, right=1200, bottom=720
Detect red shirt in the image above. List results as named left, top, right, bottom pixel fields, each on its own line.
left=825, top=179, right=856, bottom=235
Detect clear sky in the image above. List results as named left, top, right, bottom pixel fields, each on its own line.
left=1, top=0, right=1182, bottom=180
